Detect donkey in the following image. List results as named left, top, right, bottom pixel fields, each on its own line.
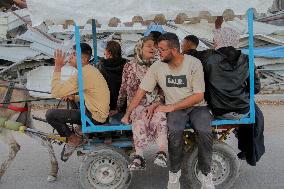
left=0, top=80, right=58, bottom=182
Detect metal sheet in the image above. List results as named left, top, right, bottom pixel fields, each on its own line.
left=0, top=46, right=40, bottom=62
left=26, top=0, right=275, bottom=26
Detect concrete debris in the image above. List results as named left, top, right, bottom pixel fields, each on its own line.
left=0, top=7, right=283, bottom=96
left=26, top=66, right=76, bottom=98
left=26, top=0, right=275, bottom=27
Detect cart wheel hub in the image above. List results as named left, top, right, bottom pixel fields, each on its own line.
left=88, top=157, right=122, bottom=187
left=103, top=170, right=109, bottom=176
left=195, top=152, right=230, bottom=185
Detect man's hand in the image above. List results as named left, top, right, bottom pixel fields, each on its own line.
left=121, top=113, right=131, bottom=124
left=109, top=110, right=119, bottom=117
left=62, top=95, right=75, bottom=102
left=54, top=49, right=66, bottom=72
left=155, top=104, right=175, bottom=113
left=145, top=102, right=160, bottom=120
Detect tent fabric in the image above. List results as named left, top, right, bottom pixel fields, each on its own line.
left=26, top=0, right=274, bottom=26
left=144, top=23, right=165, bottom=36
left=242, top=46, right=284, bottom=58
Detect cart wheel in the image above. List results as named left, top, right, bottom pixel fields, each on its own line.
left=80, top=145, right=132, bottom=189
left=182, top=141, right=240, bottom=189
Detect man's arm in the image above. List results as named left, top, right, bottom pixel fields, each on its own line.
left=155, top=93, right=204, bottom=113
left=173, top=93, right=204, bottom=110
left=51, top=50, right=78, bottom=98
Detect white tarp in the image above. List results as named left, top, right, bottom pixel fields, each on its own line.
left=26, top=66, right=76, bottom=97
left=26, top=0, right=275, bottom=26
left=0, top=46, right=40, bottom=63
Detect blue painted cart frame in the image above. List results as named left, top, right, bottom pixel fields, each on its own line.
left=75, top=8, right=256, bottom=134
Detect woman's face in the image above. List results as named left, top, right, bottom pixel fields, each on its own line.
left=142, top=40, right=156, bottom=60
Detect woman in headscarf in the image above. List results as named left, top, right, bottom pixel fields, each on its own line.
left=116, top=36, right=168, bottom=171
left=202, top=26, right=265, bottom=166
left=212, top=16, right=240, bottom=50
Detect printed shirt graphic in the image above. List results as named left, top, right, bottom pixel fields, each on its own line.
left=166, top=75, right=187, bottom=88
left=140, top=55, right=206, bottom=106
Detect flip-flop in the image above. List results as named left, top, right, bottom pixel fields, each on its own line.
left=60, top=138, right=85, bottom=162
left=154, top=151, right=167, bottom=167
left=128, top=155, right=146, bottom=171
left=61, top=144, right=76, bottom=162
left=74, top=125, right=83, bottom=136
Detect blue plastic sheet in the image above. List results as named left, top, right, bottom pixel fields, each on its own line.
left=242, top=46, right=284, bottom=58
left=144, top=23, right=165, bottom=36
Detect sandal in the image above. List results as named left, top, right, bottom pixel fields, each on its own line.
left=128, top=155, right=146, bottom=171
left=61, top=144, right=76, bottom=162
left=60, top=137, right=85, bottom=162
left=154, top=151, right=167, bottom=168
left=74, top=125, right=83, bottom=137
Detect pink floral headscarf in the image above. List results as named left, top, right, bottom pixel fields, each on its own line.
left=213, top=27, right=240, bottom=50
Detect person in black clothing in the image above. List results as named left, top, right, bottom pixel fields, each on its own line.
left=97, top=41, right=127, bottom=112
left=195, top=30, right=265, bottom=166
left=201, top=46, right=261, bottom=117
left=181, top=35, right=202, bottom=60
left=182, top=35, right=199, bottom=53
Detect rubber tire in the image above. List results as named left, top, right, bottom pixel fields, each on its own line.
left=182, top=141, right=240, bottom=189
left=79, top=145, right=132, bottom=189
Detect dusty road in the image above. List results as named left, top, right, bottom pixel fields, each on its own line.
left=0, top=104, right=284, bottom=189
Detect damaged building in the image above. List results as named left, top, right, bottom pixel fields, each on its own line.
left=0, top=2, right=284, bottom=97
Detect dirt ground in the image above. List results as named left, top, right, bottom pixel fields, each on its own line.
left=0, top=104, right=284, bottom=189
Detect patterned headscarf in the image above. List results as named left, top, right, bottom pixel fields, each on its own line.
left=213, top=27, right=240, bottom=50
left=134, top=37, right=157, bottom=67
